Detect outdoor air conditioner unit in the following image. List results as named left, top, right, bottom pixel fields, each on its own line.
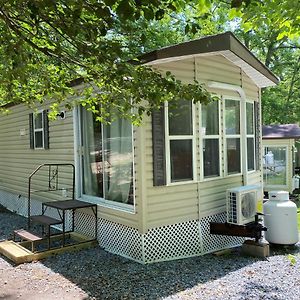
left=226, top=185, right=259, bottom=225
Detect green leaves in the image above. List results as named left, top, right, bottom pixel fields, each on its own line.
left=287, top=254, right=297, bottom=266
left=2, top=0, right=299, bottom=125
left=235, top=0, right=300, bottom=41
left=116, top=0, right=135, bottom=19
left=0, top=0, right=217, bottom=123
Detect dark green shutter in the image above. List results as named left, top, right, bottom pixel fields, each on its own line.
left=29, top=113, right=34, bottom=149
left=152, top=107, right=166, bottom=186
left=43, top=110, right=49, bottom=149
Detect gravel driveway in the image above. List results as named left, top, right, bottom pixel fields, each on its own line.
left=1, top=205, right=300, bottom=300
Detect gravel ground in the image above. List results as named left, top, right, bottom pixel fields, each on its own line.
left=1, top=205, right=300, bottom=300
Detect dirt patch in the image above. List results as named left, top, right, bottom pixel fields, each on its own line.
left=0, top=259, right=89, bottom=300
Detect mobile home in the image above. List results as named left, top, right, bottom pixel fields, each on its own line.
left=0, top=32, right=278, bottom=263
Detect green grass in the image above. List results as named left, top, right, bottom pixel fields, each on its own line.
left=256, top=200, right=263, bottom=214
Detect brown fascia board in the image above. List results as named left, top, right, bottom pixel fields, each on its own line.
left=139, top=31, right=279, bottom=85
left=139, top=32, right=231, bottom=63
left=228, top=33, right=279, bottom=85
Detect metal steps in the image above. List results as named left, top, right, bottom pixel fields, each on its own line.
left=1, top=163, right=98, bottom=264
left=13, top=216, right=63, bottom=251
left=30, top=215, right=62, bottom=226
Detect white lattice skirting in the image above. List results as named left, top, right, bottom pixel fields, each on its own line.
left=0, top=190, right=244, bottom=264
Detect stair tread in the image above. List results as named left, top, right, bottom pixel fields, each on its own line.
left=30, top=215, right=63, bottom=225
left=14, top=229, right=43, bottom=242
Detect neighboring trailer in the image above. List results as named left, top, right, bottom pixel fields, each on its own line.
left=0, top=32, right=278, bottom=263
left=262, top=124, right=300, bottom=194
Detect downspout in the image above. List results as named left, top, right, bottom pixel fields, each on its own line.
left=207, top=81, right=248, bottom=186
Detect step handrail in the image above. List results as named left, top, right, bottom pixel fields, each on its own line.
left=28, top=163, right=75, bottom=228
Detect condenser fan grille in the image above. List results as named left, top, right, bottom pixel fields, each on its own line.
left=227, top=192, right=237, bottom=223
left=241, top=192, right=256, bottom=219
left=226, top=186, right=258, bottom=225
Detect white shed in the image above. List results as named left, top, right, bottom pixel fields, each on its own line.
left=262, top=124, right=300, bottom=194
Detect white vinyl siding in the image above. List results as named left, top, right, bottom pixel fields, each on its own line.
left=0, top=104, right=74, bottom=202
left=144, top=54, right=262, bottom=230
left=0, top=103, right=140, bottom=230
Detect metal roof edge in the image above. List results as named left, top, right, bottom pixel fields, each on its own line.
left=228, top=33, right=279, bottom=85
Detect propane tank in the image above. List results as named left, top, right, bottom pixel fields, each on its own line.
left=263, top=191, right=298, bottom=245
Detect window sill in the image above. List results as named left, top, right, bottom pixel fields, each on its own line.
left=166, top=180, right=196, bottom=187
left=79, top=195, right=136, bottom=214
left=247, top=170, right=258, bottom=174
left=201, top=176, right=222, bottom=182
left=225, top=172, right=243, bottom=178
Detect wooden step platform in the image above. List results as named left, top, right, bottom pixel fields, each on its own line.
left=0, top=240, right=34, bottom=264
left=0, top=233, right=98, bottom=264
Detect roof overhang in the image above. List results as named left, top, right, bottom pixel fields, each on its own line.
left=139, top=31, right=279, bottom=88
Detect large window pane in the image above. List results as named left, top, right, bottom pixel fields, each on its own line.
left=203, top=139, right=220, bottom=177
left=34, top=113, right=43, bottom=129
left=263, top=146, right=287, bottom=186
left=247, top=138, right=255, bottom=171
left=246, top=103, right=254, bottom=134
left=169, top=100, right=192, bottom=135
left=81, top=110, right=103, bottom=198
left=103, top=119, right=134, bottom=204
left=170, top=140, right=193, bottom=182
left=202, top=101, right=219, bottom=135
left=34, top=131, right=43, bottom=148
left=225, top=100, right=240, bottom=134
left=227, top=138, right=241, bottom=174
left=81, top=109, right=133, bottom=205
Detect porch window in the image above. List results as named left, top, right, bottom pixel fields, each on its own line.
left=80, top=108, right=134, bottom=205
left=225, top=99, right=241, bottom=174
left=202, top=101, right=220, bottom=178
left=168, top=100, right=194, bottom=182
left=246, top=102, right=255, bottom=171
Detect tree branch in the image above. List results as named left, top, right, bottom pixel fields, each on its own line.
left=0, top=8, right=88, bottom=68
